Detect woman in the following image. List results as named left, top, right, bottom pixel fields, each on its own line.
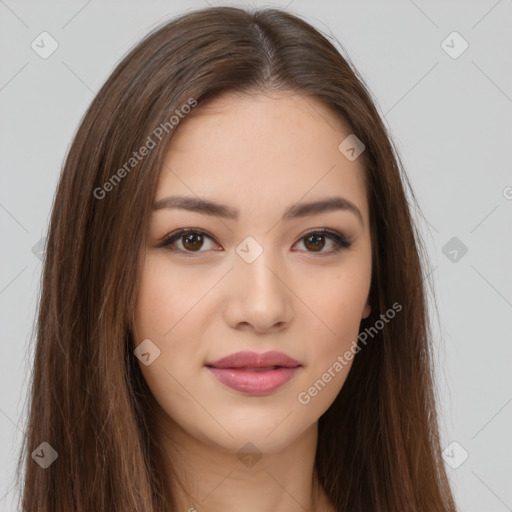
left=17, top=5, right=458, bottom=511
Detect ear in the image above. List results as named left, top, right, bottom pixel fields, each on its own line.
left=362, top=299, right=371, bottom=319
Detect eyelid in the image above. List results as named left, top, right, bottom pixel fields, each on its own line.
left=295, top=227, right=352, bottom=253
left=158, top=228, right=221, bottom=254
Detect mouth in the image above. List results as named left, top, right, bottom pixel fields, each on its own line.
left=221, top=366, right=282, bottom=372
left=205, top=351, right=302, bottom=395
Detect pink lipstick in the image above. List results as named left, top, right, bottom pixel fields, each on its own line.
left=206, top=350, right=301, bottom=395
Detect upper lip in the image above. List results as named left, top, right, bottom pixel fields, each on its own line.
left=206, top=351, right=301, bottom=369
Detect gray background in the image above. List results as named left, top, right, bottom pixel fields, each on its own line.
left=1, top=0, right=511, bottom=510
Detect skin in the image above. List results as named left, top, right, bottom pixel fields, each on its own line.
left=133, top=91, right=372, bottom=512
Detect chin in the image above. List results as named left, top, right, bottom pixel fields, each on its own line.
left=189, top=406, right=318, bottom=455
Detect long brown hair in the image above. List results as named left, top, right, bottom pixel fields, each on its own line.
left=17, top=6, right=457, bottom=511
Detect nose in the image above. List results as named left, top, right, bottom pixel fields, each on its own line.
left=223, top=246, right=293, bottom=334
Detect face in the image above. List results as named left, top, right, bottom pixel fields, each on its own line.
left=133, top=91, right=372, bottom=454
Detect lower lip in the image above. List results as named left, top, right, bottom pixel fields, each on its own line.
left=207, top=366, right=300, bottom=395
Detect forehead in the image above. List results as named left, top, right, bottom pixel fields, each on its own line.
left=156, top=91, right=369, bottom=225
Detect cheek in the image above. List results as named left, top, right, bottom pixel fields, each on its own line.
left=299, top=259, right=371, bottom=343
left=133, top=254, right=215, bottom=340
left=132, top=258, right=210, bottom=433
left=132, top=254, right=220, bottom=394
left=296, top=259, right=371, bottom=397
left=132, top=257, right=197, bottom=400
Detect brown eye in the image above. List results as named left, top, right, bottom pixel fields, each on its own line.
left=303, top=233, right=325, bottom=252
left=294, top=229, right=352, bottom=254
left=182, top=232, right=204, bottom=251
left=160, top=229, right=219, bottom=254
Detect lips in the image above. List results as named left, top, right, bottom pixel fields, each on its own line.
left=207, top=350, right=301, bottom=369
left=206, top=351, right=302, bottom=395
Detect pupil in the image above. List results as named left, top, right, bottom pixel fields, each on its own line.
left=305, top=234, right=324, bottom=251
left=183, top=233, right=203, bottom=251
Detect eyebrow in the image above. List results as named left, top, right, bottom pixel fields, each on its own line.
left=153, top=195, right=363, bottom=225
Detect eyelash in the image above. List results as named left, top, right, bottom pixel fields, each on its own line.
left=158, top=227, right=352, bottom=257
